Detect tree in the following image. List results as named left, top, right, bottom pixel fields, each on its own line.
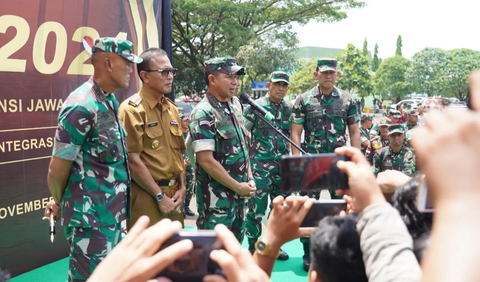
left=362, top=38, right=368, bottom=57
left=371, top=43, right=380, bottom=72
left=406, top=48, right=449, bottom=96
left=171, top=0, right=365, bottom=93
left=395, top=35, right=403, bottom=56
left=440, top=49, right=480, bottom=100
left=236, top=31, right=298, bottom=93
left=337, top=44, right=373, bottom=97
left=288, top=60, right=318, bottom=95
left=374, top=55, right=411, bottom=104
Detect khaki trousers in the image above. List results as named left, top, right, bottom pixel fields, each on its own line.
left=127, top=181, right=184, bottom=230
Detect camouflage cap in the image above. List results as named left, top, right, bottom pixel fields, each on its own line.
left=361, top=114, right=373, bottom=122
left=92, top=37, right=142, bottom=63
left=390, top=110, right=402, bottom=118
left=270, top=71, right=290, bottom=84
left=403, top=102, right=409, bottom=106
left=204, top=57, right=245, bottom=75
left=408, top=110, right=418, bottom=116
left=317, top=58, right=337, bottom=72
left=378, top=117, right=392, bottom=127
left=386, top=105, right=394, bottom=110
left=388, top=124, right=406, bottom=135
left=177, top=107, right=189, bottom=121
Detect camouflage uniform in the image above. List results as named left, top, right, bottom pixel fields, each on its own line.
left=52, top=38, right=140, bottom=282
left=183, top=132, right=195, bottom=203
left=372, top=124, right=416, bottom=176
left=189, top=57, right=249, bottom=242
left=290, top=58, right=359, bottom=265
left=365, top=117, right=391, bottom=164
left=360, top=114, right=372, bottom=155
left=244, top=71, right=292, bottom=249
left=290, top=71, right=358, bottom=199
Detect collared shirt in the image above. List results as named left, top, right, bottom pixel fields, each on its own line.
left=290, top=85, right=359, bottom=154
left=119, top=88, right=186, bottom=181
left=188, top=92, right=250, bottom=202
left=244, top=94, right=292, bottom=164
left=53, top=77, right=130, bottom=228
left=372, top=145, right=415, bottom=176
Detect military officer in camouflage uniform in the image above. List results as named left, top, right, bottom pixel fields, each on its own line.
left=119, top=48, right=186, bottom=229
left=244, top=71, right=292, bottom=260
left=389, top=109, right=402, bottom=124
left=406, top=109, right=419, bottom=130
left=290, top=58, right=361, bottom=271
left=189, top=57, right=256, bottom=243
left=372, top=123, right=416, bottom=176
left=365, top=117, right=391, bottom=164
left=179, top=110, right=196, bottom=216
left=44, top=38, right=141, bottom=281
left=360, top=114, right=373, bottom=154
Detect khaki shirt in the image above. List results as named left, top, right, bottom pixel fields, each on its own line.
left=119, top=88, right=186, bottom=181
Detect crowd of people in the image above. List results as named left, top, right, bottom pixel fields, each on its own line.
left=12, top=36, right=474, bottom=282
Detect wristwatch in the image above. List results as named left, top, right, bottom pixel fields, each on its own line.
left=155, top=190, right=164, bottom=202
left=255, top=238, right=280, bottom=258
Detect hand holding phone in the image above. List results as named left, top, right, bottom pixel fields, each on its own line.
left=280, top=153, right=350, bottom=193
left=156, top=231, right=224, bottom=282
left=300, top=200, right=347, bottom=227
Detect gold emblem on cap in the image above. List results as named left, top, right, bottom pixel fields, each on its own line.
left=152, top=140, right=159, bottom=149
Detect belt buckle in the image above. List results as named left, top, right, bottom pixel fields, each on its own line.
left=168, top=179, right=176, bottom=186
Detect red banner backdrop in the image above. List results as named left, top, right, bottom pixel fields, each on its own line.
left=0, top=0, right=165, bottom=276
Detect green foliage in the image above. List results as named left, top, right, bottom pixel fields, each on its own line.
left=374, top=55, right=411, bottom=103
left=406, top=48, right=449, bottom=96
left=406, top=48, right=480, bottom=99
left=171, top=0, right=366, bottom=94
left=371, top=43, right=380, bottom=72
left=374, top=55, right=411, bottom=99
left=236, top=31, right=298, bottom=85
left=395, top=35, right=403, bottom=56
left=442, top=49, right=480, bottom=99
left=362, top=38, right=368, bottom=57
left=337, top=44, right=373, bottom=97
left=288, top=60, right=318, bottom=95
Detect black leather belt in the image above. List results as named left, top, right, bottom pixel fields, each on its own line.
left=157, top=179, right=177, bottom=187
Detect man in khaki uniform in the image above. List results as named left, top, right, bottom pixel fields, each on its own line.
left=119, top=48, right=186, bottom=229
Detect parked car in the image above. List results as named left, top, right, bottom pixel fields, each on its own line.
left=175, top=100, right=196, bottom=116
left=423, top=97, right=444, bottom=111
left=393, top=99, right=421, bottom=110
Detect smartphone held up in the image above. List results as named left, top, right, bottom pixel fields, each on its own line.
left=280, top=153, right=350, bottom=193
left=156, top=230, right=224, bottom=282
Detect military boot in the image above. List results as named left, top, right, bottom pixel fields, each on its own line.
left=184, top=198, right=195, bottom=216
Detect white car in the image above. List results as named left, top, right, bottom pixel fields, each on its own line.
left=393, top=99, right=421, bottom=110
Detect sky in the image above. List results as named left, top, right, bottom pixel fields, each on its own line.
left=291, top=0, right=480, bottom=59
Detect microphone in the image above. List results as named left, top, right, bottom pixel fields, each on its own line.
left=239, top=92, right=274, bottom=121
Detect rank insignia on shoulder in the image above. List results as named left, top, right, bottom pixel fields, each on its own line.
left=170, top=120, right=179, bottom=125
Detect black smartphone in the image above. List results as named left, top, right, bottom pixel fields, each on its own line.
left=279, top=153, right=349, bottom=193
left=301, top=199, right=347, bottom=227
left=156, top=230, right=224, bottom=282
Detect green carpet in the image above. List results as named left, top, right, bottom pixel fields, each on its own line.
left=10, top=232, right=307, bottom=282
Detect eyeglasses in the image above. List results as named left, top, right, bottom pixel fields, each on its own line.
left=144, top=68, right=178, bottom=77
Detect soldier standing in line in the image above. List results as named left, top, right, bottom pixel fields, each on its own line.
left=43, top=38, right=141, bottom=281
left=119, top=48, right=186, bottom=229
left=244, top=71, right=292, bottom=260
left=365, top=117, right=391, bottom=164
left=188, top=57, right=256, bottom=243
left=179, top=110, right=196, bottom=217
left=290, top=58, right=361, bottom=271
left=406, top=110, right=419, bottom=130
left=360, top=114, right=373, bottom=155
left=372, top=123, right=416, bottom=177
